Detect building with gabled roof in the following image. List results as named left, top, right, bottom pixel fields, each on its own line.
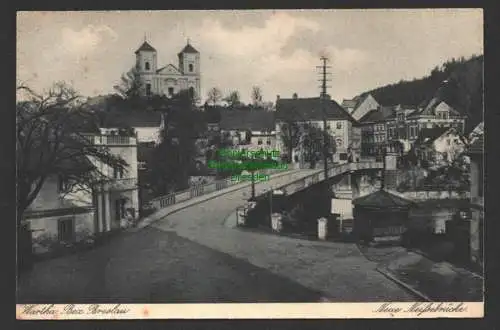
left=275, top=94, right=360, bottom=164
left=133, top=39, right=201, bottom=102
left=385, top=98, right=466, bottom=154
left=341, top=93, right=380, bottom=121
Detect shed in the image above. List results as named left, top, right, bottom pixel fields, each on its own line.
left=352, top=189, right=415, bottom=244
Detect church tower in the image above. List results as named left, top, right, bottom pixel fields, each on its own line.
left=135, top=40, right=157, bottom=96
left=177, top=39, right=201, bottom=101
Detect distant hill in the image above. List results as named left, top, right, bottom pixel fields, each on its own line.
left=358, top=54, right=483, bottom=133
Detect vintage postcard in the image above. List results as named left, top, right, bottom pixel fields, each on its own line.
left=16, top=9, right=484, bottom=319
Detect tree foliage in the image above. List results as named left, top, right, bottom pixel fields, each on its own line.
left=16, top=82, right=128, bottom=221
left=146, top=90, right=205, bottom=195
left=223, top=90, right=242, bottom=107
left=113, top=66, right=143, bottom=102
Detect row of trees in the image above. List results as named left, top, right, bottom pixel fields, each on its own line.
left=206, top=86, right=269, bottom=108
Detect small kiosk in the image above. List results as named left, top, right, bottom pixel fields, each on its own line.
left=352, top=189, right=414, bottom=244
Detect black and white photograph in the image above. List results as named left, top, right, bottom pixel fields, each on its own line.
left=16, top=9, right=484, bottom=319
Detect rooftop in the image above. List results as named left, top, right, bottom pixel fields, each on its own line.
left=276, top=97, right=355, bottom=122
left=353, top=189, right=414, bottom=208
left=358, top=106, right=396, bottom=123
left=135, top=41, right=156, bottom=54
left=178, top=42, right=199, bottom=55
left=409, top=98, right=463, bottom=118
left=219, top=109, right=275, bottom=131
left=100, top=110, right=164, bottom=128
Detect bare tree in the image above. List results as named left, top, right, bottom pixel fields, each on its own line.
left=223, top=90, right=241, bottom=107
left=207, top=87, right=223, bottom=106
left=16, top=82, right=128, bottom=222
left=279, top=121, right=301, bottom=163
left=251, top=86, right=263, bottom=107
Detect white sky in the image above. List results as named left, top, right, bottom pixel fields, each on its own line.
left=17, top=9, right=483, bottom=104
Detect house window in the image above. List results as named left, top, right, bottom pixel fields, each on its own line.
left=258, top=139, right=263, bottom=145
left=337, top=122, right=342, bottom=129
left=168, top=87, right=174, bottom=96
left=447, top=139, right=451, bottom=146
left=339, top=153, right=348, bottom=160
left=266, top=139, right=271, bottom=145
left=145, top=83, right=152, bottom=96
left=189, top=64, right=194, bottom=72
left=113, top=166, right=124, bottom=179
left=145, top=62, right=150, bottom=71
left=58, top=217, right=75, bottom=242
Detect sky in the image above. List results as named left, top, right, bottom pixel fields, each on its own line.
left=17, top=9, right=483, bottom=104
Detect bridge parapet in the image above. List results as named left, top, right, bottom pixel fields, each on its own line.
left=276, top=162, right=383, bottom=197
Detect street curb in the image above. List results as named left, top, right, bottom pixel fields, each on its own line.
left=376, top=266, right=432, bottom=302
left=408, top=248, right=484, bottom=280
left=133, top=169, right=311, bottom=231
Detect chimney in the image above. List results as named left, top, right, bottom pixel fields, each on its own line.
left=293, top=93, right=298, bottom=99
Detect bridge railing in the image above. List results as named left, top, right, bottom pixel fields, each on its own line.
left=277, top=161, right=383, bottom=196
left=150, top=167, right=293, bottom=210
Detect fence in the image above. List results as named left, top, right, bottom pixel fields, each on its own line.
left=150, top=167, right=291, bottom=210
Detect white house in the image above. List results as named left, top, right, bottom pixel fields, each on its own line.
left=275, top=94, right=359, bottom=164
left=218, top=107, right=277, bottom=153
left=25, top=134, right=140, bottom=253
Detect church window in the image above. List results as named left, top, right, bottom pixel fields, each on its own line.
left=168, top=87, right=174, bottom=96
left=189, top=64, right=194, bottom=72
left=337, top=122, right=342, bottom=129
left=145, top=83, right=152, bottom=96
left=145, top=62, right=150, bottom=71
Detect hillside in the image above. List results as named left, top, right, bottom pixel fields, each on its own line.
left=358, top=54, right=483, bottom=133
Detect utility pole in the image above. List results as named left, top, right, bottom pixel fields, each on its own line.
left=317, top=56, right=332, bottom=185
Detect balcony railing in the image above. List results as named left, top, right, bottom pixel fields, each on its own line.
left=82, top=134, right=137, bottom=146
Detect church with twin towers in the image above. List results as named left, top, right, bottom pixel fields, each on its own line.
left=134, top=38, right=201, bottom=101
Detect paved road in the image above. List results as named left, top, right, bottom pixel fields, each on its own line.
left=18, top=169, right=417, bottom=303
left=152, top=171, right=417, bottom=302
left=17, top=227, right=324, bottom=303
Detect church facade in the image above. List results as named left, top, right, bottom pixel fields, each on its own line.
left=134, top=40, right=201, bottom=101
